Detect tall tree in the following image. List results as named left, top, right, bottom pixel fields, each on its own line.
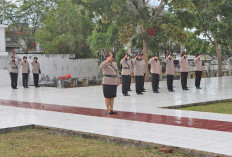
left=4, top=0, right=52, bottom=53
left=35, top=0, right=95, bottom=58
left=189, top=0, right=232, bottom=76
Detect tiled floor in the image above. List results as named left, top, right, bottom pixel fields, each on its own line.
left=0, top=76, right=232, bottom=156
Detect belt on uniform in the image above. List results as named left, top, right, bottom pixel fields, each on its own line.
left=104, top=75, right=117, bottom=78
left=123, top=67, right=129, bottom=69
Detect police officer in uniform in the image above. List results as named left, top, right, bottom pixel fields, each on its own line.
left=100, top=52, right=120, bottom=114
left=8, top=56, right=19, bottom=89
left=141, top=54, right=146, bottom=92
left=164, top=53, right=175, bottom=92
left=31, top=57, right=40, bottom=87
left=21, top=56, right=30, bottom=88
left=148, top=54, right=161, bottom=93
left=128, top=55, right=133, bottom=91
left=194, top=53, right=203, bottom=89
left=179, top=52, right=189, bottom=90
left=133, top=53, right=144, bottom=95
left=120, top=53, right=131, bottom=96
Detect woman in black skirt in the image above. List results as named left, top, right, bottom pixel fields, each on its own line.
left=100, top=52, right=120, bottom=114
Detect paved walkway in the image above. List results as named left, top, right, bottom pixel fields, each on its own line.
left=1, top=76, right=232, bottom=156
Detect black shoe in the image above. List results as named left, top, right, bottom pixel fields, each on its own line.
left=137, top=92, right=143, bottom=95
left=168, top=89, right=175, bottom=92
left=110, top=111, right=117, bottom=114
left=128, top=89, right=132, bottom=91
left=153, top=91, right=159, bottom=93
left=123, top=94, right=130, bottom=96
left=24, top=86, right=27, bottom=88
left=183, top=88, right=189, bottom=90
left=26, top=86, right=29, bottom=88
left=196, top=87, right=201, bottom=89
left=35, top=86, right=40, bottom=88
left=108, top=111, right=114, bottom=114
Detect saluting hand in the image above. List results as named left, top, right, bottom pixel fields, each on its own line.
left=117, top=81, right=120, bottom=86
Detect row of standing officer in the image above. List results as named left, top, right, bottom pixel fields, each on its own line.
left=120, top=52, right=203, bottom=95
left=8, top=56, right=41, bottom=89
left=100, top=51, right=203, bottom=114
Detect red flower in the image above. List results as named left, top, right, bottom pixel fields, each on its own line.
left=148, top=27, right=155, bottom=36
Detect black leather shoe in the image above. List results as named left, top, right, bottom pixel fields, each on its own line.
left=168, top=89, right=175, bottom=92
left=128, top=89, right=132, bottom=91
left=183, top=88, right=189, bottom=90
left=153, top=91, right=159, bottom=93
left=110, top=111, right=117, bottom=114
left=196, top=87, right=201, bottom=89
left=123, top=94, right=130, bottom=96
left=108, top=111, right=114, bottom=114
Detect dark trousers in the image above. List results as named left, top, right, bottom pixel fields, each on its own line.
left=22, top=73, right=29, bottom=87
left=122, top=75, right=130, bottom=94
left=142, top=74, right=145, bottom=90
left=167, top=75, right=174, bottom=90
left=135, top=76, right=143, bottom=94
left=129, top=75, right=131, bottom=90
left=10, top=72, right=18, bottom=89
left=33, top=73, right=39, bottom=87
left=152, top=74, right=159, bottom=92
left=181, top=72, right=188, bottom=89
left=195, top=71, right=202, bottom=87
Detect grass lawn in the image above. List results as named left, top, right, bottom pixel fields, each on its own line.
left=0, top=129, right=192, bottom=157
left=180, top=102, right=232, bottom=114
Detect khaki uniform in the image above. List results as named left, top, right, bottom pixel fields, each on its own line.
left=164, top=57, right=175, bottom=75
left=31, top=61, right=40, bottom=74
left=194, top=58, right=203, bottom=71
left=133, top=59, right=144, bottom=76
left=120, top=58, right=132, bottom=75
left=21, top=61, right=30, bottom=87
left=164, top=57, right=175, bottom=91
left=21, top=61, right=30, bottom=73
left=120, top=58, right=132, bottom=95
left=8, top=60, right=19, bottom=89
left=148, top=58, right=161, bottom=92
left=8, top=60, right=19, bottom=73
left=31, top=61, right=40, bottom=87
left=179, top=57, right=189, bottom=72
left=148, top=58, right=161, bottom=75
left=133, top=59, right=144, bottom=94
left=179, top=56, right=189, bottom=89
left=100, top=60, right=119, bottom=85
left=194, top=57, right=203, bottom=88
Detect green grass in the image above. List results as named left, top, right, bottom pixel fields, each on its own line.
left=180, top=102, right=232, bottom=114
left=0, top=129, right=192, bottom=157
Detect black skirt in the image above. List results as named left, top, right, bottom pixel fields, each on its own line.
left=103, top=85, right=117, bottom=98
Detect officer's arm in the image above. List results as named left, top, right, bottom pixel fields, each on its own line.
left=194, top=58, right=198, bottom=64
left=100, top=60, right=107, bottom=70
left=148, top=58, right=153, bottom=64
left=8, top=60, right=12, bottom=65
left=164, top=58, right=168, bottom=63
left=120, top=58, right=124, bottom=65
